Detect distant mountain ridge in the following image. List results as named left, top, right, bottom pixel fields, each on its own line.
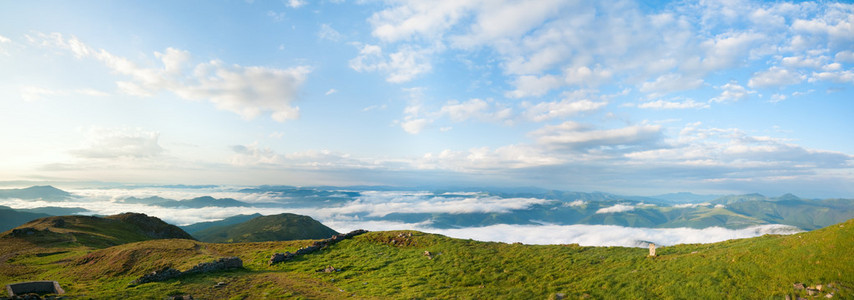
left=120, top=196, right=252, bottom=208
left=4, top=185, right=853, bottom=233
left=0, top=185, right=73, bottom=201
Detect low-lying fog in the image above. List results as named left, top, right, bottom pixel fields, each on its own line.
left=0, top=186, right=803, bottom=247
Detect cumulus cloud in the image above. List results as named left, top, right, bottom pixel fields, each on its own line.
left=359, top=0, right=852, bottom=120
left=710, top=82, right=754, bottom=103
left=623, top=122, right=854, bottom=183
left=640, top=73, right=704, bottom=98
left=748, top=66, right=804, bottom=88
left=531, top=122, right=663, bottom=152
left=522, top=98, right=607, bottom=122
left=637, top=98, right=709, bottom=110
left=417, top=144, right=564, bottom=171
left=349, top=44, right=433, bottom=83
left=29, top=32, right=310, bottom=122
left=810, top=70, right=854, bottom=84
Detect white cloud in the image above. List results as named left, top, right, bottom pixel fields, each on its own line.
left=230, top=143, right=280, bottom=166
left=368, top=0, right=481, bottom=42
left=748, top=66, right=804, bottom=88
left=639, top=73, right=704, bottom=98
left=699, top=31, right=766, bottom=71
left=710, top=82, right=753, bottom=103
left=564, top=200, right=586, bottom=207
left=349, top=44, right=433, bottom=83
left=522, top=98, right=607, bottom=121
left=401, top=118, right=431, bottom=134
left=318, top=24, right=343, bottom=41
left=637, top=98, right=709, bottom=110
left=71, top=127, right=164, bottom=159
left=770, top=93, right=787, bottom=103
left=564, top=66, right=612, bottom=87
left=325, top=89, right=337, bottom=95
left=810, top=70, right=854, bottom=84
left=781, top=55, right=827, bottom=69
left=287, top=0, right=306, bottom=8
left=595, top=204, right=635, bottom=214
left=328, top=191, right=551, bottom=217
left=438, top=98, right=512, bottom=123
left=31, top=32, right=311, bottom=122
left=414, top=223, right=801, bottom=247
left=505, top=74, right=563, bottom=98
left=531, top=122, right=662, bottom=152
left=836, top=50, right=854, bottom=63
left=418, top=144, right=564, bottom=171
left=0, top=34, right=10, bottom=56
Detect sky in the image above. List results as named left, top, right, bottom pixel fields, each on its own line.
left=1, top=0, right=853, bottom=197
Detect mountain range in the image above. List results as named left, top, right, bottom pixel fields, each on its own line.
left=0, top=212, right=850, bottom=298
left=1, top=185, right=853, bottom=233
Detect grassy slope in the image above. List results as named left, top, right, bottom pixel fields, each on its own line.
left=1, top=219, right=852, bottom=299
left=192, top=213, right=339, bottom=243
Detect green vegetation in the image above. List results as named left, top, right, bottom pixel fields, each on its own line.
left=192, top=213, right=339, bottom=243
left=181, top=213, right=263, bottom=234
left=1, top=213, right=851, bottom=299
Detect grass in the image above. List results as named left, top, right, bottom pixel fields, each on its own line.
left=1, top=219, right=852, bottom=299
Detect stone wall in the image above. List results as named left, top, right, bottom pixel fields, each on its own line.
left=269, top=229, right=368, bottom=265
left=130, top=257, right=242, bottom=285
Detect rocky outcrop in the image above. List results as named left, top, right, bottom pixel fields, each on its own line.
left=789, top=282, right=837, bottom=299
left=269, top=229, right=368, bottom=265
left=130, top=257, right=242, bottom=285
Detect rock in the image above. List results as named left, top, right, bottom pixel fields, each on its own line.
left=785, top=295, right=791, bottom=300
left=214, top=282, right=227, bottom=288
left=131, top=257, right=242, bottom=285
left=816, top=284, right=823, bottom=291
left=423, top=251, right=433, bottom=259
left=184, top=257, right=242, bottom=275
left=793, top=283, right=805, bottom=290
left=268, top=229, right=368, bottom=266
left=269, top=252, right=294, bottom=265
left=807, top=288, right=818, bottom=296
left=316, top=266, right=339, bottom=273
left=825, top=293, right=833, bottom=298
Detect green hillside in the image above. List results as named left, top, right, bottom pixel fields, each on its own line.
left=180, top=213, right=263, bottom=234
left=0, top=206, right=51, bottom=232
left=1, top=213, right=194, bottom=249
left=192, top=213, right=339, bottom=243
left=1, top=213, right=851, bottom=299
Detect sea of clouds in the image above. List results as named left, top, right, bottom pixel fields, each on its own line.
left=0, top=186, right=803, bottom=247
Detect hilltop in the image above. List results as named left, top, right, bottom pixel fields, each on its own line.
left=1, top=213, right=194, bottom=248
left=0, top=212, right=851, bottom=299
left=191, top=213, right=339, bottom=243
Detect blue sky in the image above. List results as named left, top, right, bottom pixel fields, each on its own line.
left=1, top=0, right=853, bottom=197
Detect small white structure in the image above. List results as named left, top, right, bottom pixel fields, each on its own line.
left=649, top=243, right=656, bottom=257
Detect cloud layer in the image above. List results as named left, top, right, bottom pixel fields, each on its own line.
left=28, top=32, right=310, bottom=122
